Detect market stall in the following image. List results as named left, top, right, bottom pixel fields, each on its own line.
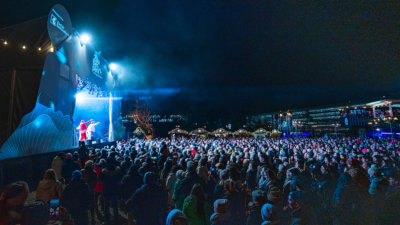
left=252, top=128, right=269, bottom=138
left=233, top=129, right=251, bottom=137
left=211, top=128, right=231, bottom=137
left=190, top=128, right=209, bottom=138
left=168, top=128, right=189, bottom=136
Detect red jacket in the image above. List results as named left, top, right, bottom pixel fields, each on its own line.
left=93, top=165, right=103, bottom=193
left=79, top=121, right=91, bottom=133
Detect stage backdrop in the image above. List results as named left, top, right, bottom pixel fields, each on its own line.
left=0, top=4, right=124, bottom=160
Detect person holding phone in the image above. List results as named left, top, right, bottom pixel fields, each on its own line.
left=36, top=169, right=63, bottom=203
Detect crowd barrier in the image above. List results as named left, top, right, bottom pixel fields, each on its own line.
left=0, top=141, right=116, bottom=192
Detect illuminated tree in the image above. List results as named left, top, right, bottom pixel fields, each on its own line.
left=134, top=100, right=153, bottom=137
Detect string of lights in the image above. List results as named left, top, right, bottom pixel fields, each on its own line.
left=1, top=39, right=53, bottom=52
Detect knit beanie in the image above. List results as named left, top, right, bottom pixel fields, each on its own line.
left=72, top=170, right=82, bottom=180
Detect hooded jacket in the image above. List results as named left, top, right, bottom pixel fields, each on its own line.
left=36, top=179, right=63, bottom=202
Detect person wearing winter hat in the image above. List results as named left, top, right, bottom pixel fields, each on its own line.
left=210, top=199, right=231, bottom=225
left=246, top=190, right=266, bottom=225
left=261, top=203, right=280, bottom=225
left=60, top=170, right=91, bottom=225
left=166, top=209, right=188, bottom=225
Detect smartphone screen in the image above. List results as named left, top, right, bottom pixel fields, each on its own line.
left=49, top=199, right=60, bottom=219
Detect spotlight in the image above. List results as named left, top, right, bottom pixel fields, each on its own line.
left=38, top=47, right=42, bottom=51
left=3, top=41, right=7, bottom=45
left=109, top=63, right=118, bottom=71
left=75, top=92, right=86, bottom=103
left=80, top=33, right=91, bottom=45
left=22, top=45, right=26, bottom=50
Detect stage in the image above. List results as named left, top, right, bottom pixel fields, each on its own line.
left=0, top=4, right=124, bottom=161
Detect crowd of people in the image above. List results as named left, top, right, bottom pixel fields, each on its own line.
left=1, top=136, right=400, bottom=225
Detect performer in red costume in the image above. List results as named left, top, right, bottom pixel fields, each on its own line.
left=77, top=119, right=92, bottom=142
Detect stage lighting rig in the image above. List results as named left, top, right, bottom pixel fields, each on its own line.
left=79, top=33, right=91, bottom=46
left=109, top=63, right=118, bottom=71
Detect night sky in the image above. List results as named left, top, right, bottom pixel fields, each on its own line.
left=2, top=0, right=400, bottom=122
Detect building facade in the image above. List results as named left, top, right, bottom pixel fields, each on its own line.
left=247, top=99, right=400, bottom=137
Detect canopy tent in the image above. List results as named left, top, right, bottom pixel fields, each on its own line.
left=253, top=128, right=267, bottom=134
left=211, top=128, right=231, bottom=137
left=233, top=128, right=251, bottom=136
left=270, top=129, right=282, bottom=138
left=252, top=128, right=270, bottom=138
left=168, top=128, right=189, bottom=135
left=190, top=128, right=209, bottom=136
left=133, top=127, right=146, bottom=136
